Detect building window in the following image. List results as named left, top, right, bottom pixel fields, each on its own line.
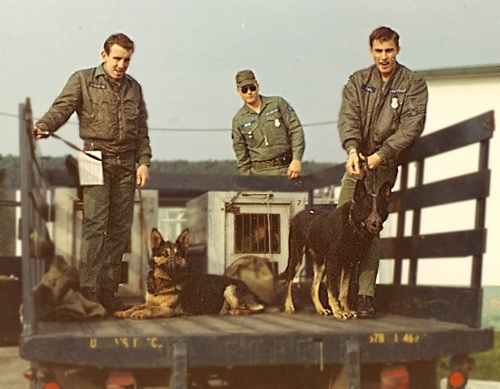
left=234, top=213, right=280, bottom=254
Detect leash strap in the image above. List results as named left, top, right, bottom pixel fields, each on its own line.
left=137, top=188, right=149, bottom=291
left=49, top=132, right=103, bottom=163
left=45, top=131, right=139, bottom=176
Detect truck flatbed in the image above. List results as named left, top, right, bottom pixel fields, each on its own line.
left=21, top=313, right=493, bottom=369
left=16, top=106, right=496, bottom=388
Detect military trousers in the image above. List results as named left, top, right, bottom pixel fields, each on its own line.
left=337, top=165, right=398, bottom=296
left=79, top=153, right=136, bottom=295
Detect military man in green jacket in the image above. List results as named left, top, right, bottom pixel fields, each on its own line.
left=337, top=26, right=428, bottom=318
left=232, top=70, right=305, bottom=178
left=33, top=33, right=152, bottom=313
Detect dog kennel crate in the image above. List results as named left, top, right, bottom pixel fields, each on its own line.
left=186, top=190, right=307, bottom=275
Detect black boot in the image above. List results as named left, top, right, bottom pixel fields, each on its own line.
left=356, top=295, right=376, bottom=319
left=99, top=289, right=127, bottom=314
left=81, top=287, right=99, bottom=303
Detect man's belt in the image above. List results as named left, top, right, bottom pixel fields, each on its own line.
left=83, top=141, right=136, bottom=158
left=253, top=151, right=292, bottom=169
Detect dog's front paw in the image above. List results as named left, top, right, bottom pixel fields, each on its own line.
left=113, top=310, right=129, bottom=319
left=130, top=309, right=151, bottom=319
left=248, top=303, right=265, bottom=313
left=331, top=309, right=354, bottom=320
left=228, top=308, right=249, bottom=316
left=316, top=307, right=332, bottom=316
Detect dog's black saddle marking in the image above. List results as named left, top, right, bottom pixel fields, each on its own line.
left=179, top=274, right=249, bottom=315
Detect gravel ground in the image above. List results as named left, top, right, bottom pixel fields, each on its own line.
left=0, top=346, right=30, bottom=389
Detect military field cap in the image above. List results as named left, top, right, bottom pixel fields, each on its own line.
left=236, top=69, right=257, bottom=88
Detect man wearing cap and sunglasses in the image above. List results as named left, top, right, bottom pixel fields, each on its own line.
left=232, top=69, right=305, bottom=178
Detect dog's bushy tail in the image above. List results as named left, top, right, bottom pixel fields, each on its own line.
left=278, top=219, right=305, bottom=282
left=277, top=228, right=293, bottom=281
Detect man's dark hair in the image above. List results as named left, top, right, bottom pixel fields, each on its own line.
left=369, top=26, right=400, bottom=48
left=103, top=33, right=135, bottom=54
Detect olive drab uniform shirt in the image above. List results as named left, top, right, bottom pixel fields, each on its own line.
left=338, top=63, right=428, bottom=164
left=232, top=95, right=305, bottom=175
left=35, top=65, right=152, bottom=166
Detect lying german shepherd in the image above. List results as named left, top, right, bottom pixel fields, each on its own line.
left=280, top=172, right=392, bottom=319
left=114, top=229, right=264, bottom=319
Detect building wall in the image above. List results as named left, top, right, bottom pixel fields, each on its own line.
left=399, top=75, right=500, bottom=286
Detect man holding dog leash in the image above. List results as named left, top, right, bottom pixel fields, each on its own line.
left=337, top=26, right=428, bottom=318
left=33, top=33, right=152, bottom=313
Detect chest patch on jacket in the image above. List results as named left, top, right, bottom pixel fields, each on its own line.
left=241, top=121, right=255, bottom=129
left=89, top=82, right=107, bottom=89
left=264, top=108, right=279, bottom=116
left=361, top=84, right=376, bottom=93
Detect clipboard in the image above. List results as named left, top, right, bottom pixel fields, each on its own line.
left=77, top=151, right=104, bottom=186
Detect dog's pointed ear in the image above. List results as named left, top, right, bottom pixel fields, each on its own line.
left=151, top=228, right=164, bottom=250
left=176, top=228, right=191, bottom=250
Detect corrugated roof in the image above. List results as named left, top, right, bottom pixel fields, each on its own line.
left=416, top=64, right=500, bottom=79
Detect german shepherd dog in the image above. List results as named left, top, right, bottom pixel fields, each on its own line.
left=114, top=229, right=264, bottom=319
left=280, top=171, right=392, bottom=319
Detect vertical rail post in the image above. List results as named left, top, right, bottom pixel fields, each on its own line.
left=408, top=160, right=424, bottom=286
left=345, top=338, right=361, bottom=389
left=393, top=164, right=408, bottom=285
left=308, top=188, right=314, bottom=209
left=169, top=341, right=188, bottom=389
left=471, top=140, right=489, bottom=289
left=19, top=99, right=36, bottom=336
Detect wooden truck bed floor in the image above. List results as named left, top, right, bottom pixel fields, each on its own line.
left=20, top=312, right=493, bottom=369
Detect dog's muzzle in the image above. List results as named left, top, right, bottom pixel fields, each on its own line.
left=161, top=256, right=187, bottom=278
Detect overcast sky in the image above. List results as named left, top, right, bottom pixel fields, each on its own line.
left=1, top=0, right=499, bottom=162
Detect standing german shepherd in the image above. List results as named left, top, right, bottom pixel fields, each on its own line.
left=280, top=173, right=392, bottom=319
left=114, top=229, right=264, bottom=319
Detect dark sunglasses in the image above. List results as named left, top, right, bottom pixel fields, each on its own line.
left=241, top=85, right=257, bottom=94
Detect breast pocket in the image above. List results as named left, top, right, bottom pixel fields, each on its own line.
left=123, top=99, right=140, bottom=123
left=88, top=88, right=114, bottom=138
left=374, top=96, right=405, bottom=146
left=240, top=121, right=258, bottom=145
left=377, top=94, right=405, bottom=138
left=266, top=112, right=282, bottom=127
left=265, top=112, right=288, bottom=145
left=89, top=87, right=111, bottom=116
left=389, top=94, right=405, bottom=125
